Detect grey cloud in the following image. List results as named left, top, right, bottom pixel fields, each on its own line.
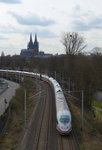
left=71, top=5, right=81, bottom=18
left=9, top=12, right=55, bottom=26
left=0, top=25, right=57, bottom=38
left=0, top=0, right=21, bottom=4
left=72, top=6, right=102, bottom=31
left=72, top=16, right=102, bottom=31
left=72, top=21, right=88, bottom=31
left=23, top=29, right=57, bottom=38
left=73, top=5, right=81, bottom=12
left=0, top=35, right=8, bottom=40
left=0, top=25, right=22, bottom=34
left=35, top=30, right=57, bottom=38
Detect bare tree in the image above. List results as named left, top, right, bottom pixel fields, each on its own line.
left=61, top=32, right=86, bottom=55
left=91, top=47, right=102, bottom=56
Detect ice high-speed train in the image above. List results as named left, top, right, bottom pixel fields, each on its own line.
left=0, top=70, right=72, bottom=134
left=48, top=77, right=72, bottom=134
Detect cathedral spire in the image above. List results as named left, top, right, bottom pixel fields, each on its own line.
left=30, top=33, right=33, bottom=42
left=34, top=33, right=39, bottom=54
left=27, top=33, right=34, bottom=49
left=34, top=33, right=37, bottom=42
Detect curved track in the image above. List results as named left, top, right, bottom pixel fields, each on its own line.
left=0, top=70, right=79, bottom=150
left=19, top=81, right=58, bottom=150
left=19, top=80, right=79, bottom=150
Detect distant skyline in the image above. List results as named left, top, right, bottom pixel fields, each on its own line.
left=0, top=0, right=102, bottom=55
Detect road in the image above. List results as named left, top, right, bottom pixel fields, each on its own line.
left=0, top=79, right=20, bottom=116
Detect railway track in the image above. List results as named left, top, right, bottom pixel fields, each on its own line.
left=19, top=79, right=80, bottom=150
left=32, top=81, right=58, bottom=150
left=33, top=83, right=52, bottom=150
left=19, top=80, right=57, bottom=150
left=0, top=70, right=80, bottom=150
left=57, top=131, right=80, bottom=150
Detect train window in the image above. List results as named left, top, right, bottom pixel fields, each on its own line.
left=60, top=115, right=70, bottom=123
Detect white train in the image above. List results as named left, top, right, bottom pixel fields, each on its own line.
left=48, top=77, right=72, bottom=134
left=0, top=70, right=72, bottom=134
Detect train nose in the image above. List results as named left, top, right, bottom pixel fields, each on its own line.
left=61, top=126, right=68, bottom=131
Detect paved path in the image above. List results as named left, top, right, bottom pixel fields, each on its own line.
left=0, top=79, right=20, bottom=116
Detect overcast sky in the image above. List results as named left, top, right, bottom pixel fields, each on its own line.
left=0, top=0, right=102, bottom=55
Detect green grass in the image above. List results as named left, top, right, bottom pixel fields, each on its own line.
left=92, top=100, right=102, bottom=109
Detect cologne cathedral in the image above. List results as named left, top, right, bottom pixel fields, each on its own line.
left=20, top=34, right=39, bottom=60
left=20, top=33, right=52, bottom=60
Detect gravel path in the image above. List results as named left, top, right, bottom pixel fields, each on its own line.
left=0, top=79, right=19, bottom=116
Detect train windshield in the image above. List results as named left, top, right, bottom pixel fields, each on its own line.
left=60, top=115, right=70, bottom=123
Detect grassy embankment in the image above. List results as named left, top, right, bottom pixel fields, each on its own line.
left=92, top=100, right=102, bottom=109
left=67, top=96, right=102, bottom=150
left=0, top=77, right=37, bottom=150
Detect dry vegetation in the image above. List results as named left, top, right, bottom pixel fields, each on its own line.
left=67, top=96, right=102, bottom=150
left=0, top=77, right=37, bottom=150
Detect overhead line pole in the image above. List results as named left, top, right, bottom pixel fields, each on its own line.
left=24, top=89, right=27, bottom=128
left=67, top=89, right=84, bottom=131
left=81, top=90, right=84, bottom=130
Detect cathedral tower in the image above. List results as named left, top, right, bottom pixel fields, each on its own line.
left=27, top=33, right=34, bottom=49
left=33, top=33, right=39, bottom=55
